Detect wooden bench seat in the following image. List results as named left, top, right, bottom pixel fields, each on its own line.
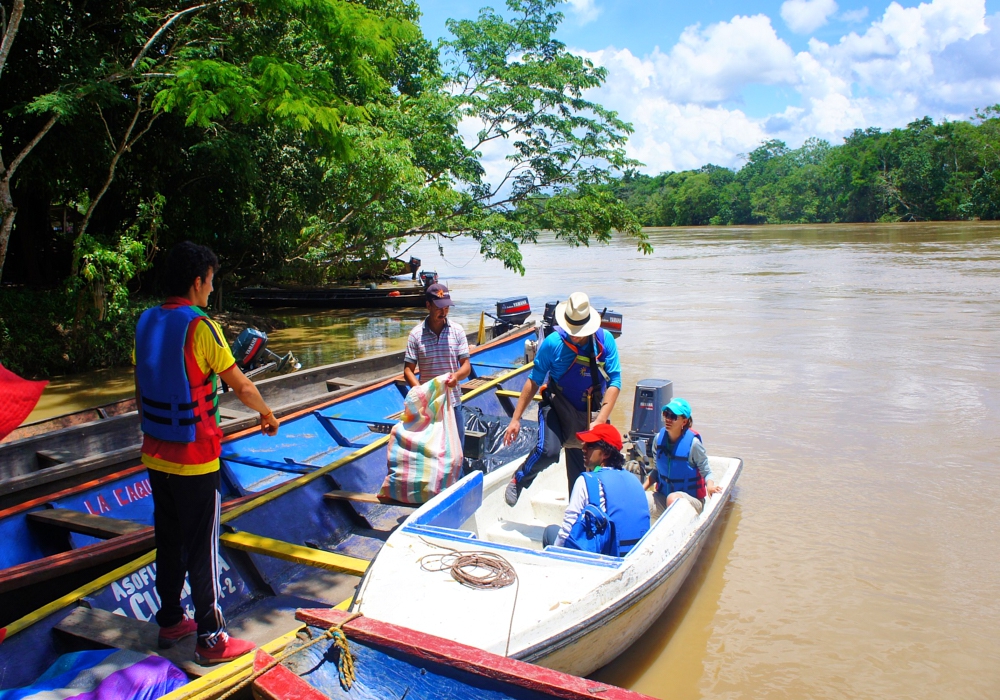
left=27, top=508, right=147, bottom=539
left=323, top=490, right=417, bottom=507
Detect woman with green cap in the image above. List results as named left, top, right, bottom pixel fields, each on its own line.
left=643, top=398, right=721, bottom=519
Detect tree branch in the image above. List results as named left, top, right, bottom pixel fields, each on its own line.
left=0, top=0, right=23, bottom=82
left=130, top=0, right=228, bottom=71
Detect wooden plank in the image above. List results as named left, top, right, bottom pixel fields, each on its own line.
left=55, top=607, right=208, bottom=678
left=322, top=490, right=416, bottom=507
left=295, top=609, right=655, bottom=700
left=252, top=649, right=330, bottom=700
left=496, top=389, right=542, bottom=401
left=0, top=528, right=153, bottom=594
left=220, top=532, right=369, bottom=577
left=27, top=508, right=148, bottom=539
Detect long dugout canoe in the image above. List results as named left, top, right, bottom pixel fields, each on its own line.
left=0, top=358, right=537, bottom=691
left=0, top=324, right=527, bottom=510
left=0, top=326, right=538, bottom=628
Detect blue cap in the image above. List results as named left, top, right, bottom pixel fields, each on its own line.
left=661, top=398, right=692, bottom=418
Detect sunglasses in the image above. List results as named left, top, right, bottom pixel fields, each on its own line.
left=663, top=410, right=684, bottom=420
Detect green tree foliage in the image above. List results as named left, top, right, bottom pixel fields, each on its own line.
left=611, top=113, right=1000, bottom=226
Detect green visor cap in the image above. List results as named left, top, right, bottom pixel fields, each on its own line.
left=661, top=398, right=692, bottom=418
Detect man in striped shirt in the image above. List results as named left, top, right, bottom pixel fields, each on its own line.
left=403, top=283, right=471, bottom=448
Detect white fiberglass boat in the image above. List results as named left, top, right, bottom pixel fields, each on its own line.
left=351, top=443, right=742, bottom=677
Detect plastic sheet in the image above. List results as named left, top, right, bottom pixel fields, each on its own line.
left=461, top=406, right=538, bottom=474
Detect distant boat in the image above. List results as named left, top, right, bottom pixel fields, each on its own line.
left=232, top=284, right=427, bottom=309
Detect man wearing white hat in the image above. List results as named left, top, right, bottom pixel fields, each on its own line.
left=502, top=292, right=622, bottom=506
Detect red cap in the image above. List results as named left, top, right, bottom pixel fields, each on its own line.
left=575, top=423, right=623, bottom=451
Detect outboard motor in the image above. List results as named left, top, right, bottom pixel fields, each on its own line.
left=600, top=309, right=623, bottom=337
left=485, top=296, right=532, bottom=345
left=419, top=270, right=438, bottom=288
left=541, top=301, right=559, bottom=337
left=626, top=379, right=673, bottom=471
left=231, top=328, right=301, bottom=383
left=408, top=256, right=421, bottom=280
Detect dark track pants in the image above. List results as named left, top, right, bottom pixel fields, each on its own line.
left=148, top=469, right=226, bottom=646
left=515, top=403, right=586, bottom=495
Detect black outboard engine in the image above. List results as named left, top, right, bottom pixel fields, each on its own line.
left=408, top=256, right=421, bottom=280
left=626, top=379, right=673, bottom=472
left=541, top=301, right=559, bottom=337
left=600, top=309, right=623, bottom=337
left=419, top=270, right=438, bottom=288
left=231, top=328, right=300, bottom=383
left=484, top=296, right=531, bottom=343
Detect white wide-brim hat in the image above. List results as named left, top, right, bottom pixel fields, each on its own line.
left=555, top=292, right=602, bottom=337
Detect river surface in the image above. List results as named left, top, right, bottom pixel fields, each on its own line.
left=27, top=223, right=1000, bottom=699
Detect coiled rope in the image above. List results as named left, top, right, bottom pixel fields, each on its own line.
left=216, top=611, right=361, bottom=700
left=417, top=537, right=520, bottom=654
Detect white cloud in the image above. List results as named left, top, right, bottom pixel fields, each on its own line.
left=782, top=0, right=839, bottom=34
left=573, top=0, right=1000, bottom=173
left=566, top=0, right=601, bottom=25
left=840, top=7, right=870, bottom=23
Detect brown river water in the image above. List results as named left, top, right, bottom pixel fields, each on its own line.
left=27, top=223, right=1000, bottom=698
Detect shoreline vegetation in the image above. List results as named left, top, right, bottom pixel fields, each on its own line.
left=606, top=112, right=1000, bottom=227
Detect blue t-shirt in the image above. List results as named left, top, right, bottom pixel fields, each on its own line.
left=530, top=330, right=622, bottom=389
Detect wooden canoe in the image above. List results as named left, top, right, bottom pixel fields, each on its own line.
left=0, top=325, right=537, bottom=628
left=351, top=441, right=743, bottom=677
left=0, top=346, right=538, bottom=689
left=0, top=325, right=524, bottom=510
left=231, top=285, right=426, bottom=309
left=241, top=608, right=655, bottom=700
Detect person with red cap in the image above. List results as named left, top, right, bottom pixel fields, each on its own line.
left=542, top=423, right=649, bottom=555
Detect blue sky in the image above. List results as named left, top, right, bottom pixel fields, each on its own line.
left=417, top=0, right=1000, bottom=172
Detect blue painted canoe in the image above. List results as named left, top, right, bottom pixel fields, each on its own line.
left=243, top=608, right=655, bottom=700
left=0, top=331, right=539, bottom=691
left=0, top=324, right=538, bottom=628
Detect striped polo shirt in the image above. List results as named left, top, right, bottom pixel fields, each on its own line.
left=405, top=318, right=470, bottom=405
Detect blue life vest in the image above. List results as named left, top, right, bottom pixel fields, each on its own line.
left=566, top=469, right=650, bottom=556
left=553, top=327, right=609, bottom=412
left=135, top=304, right=219, bottom=443
left=654, top=428, right=706, bottom=500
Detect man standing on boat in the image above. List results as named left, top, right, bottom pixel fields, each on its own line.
left=502, top=292, right=622, bottom=506
left=134, top=241, right=279, bottom=665
left=403, top=282, right=471, bottom=448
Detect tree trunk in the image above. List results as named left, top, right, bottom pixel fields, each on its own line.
left=0, top=115, right=59, bottom=280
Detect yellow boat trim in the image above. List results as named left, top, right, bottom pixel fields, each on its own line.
left=160, top=594, right=354, bottom=700
left=495, top=388, right=541, bottom=401
left=2, top=361, right=533, bottom=643
left=220, top=532, right=369, bottom=576
left=3, top=551, right=157, bottom=640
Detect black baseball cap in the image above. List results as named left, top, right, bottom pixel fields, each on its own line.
left=425, top=283, right=454, bottom=308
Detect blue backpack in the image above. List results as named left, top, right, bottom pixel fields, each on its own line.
left=564, top=472, right=619, bottom=557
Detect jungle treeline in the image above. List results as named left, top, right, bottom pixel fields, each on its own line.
left=609, top=112, right=1000, bottom=227
left=0, top=0, right=646, bottom=375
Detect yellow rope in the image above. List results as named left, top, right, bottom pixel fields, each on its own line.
left=215, top=612, right=362, bottom=700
